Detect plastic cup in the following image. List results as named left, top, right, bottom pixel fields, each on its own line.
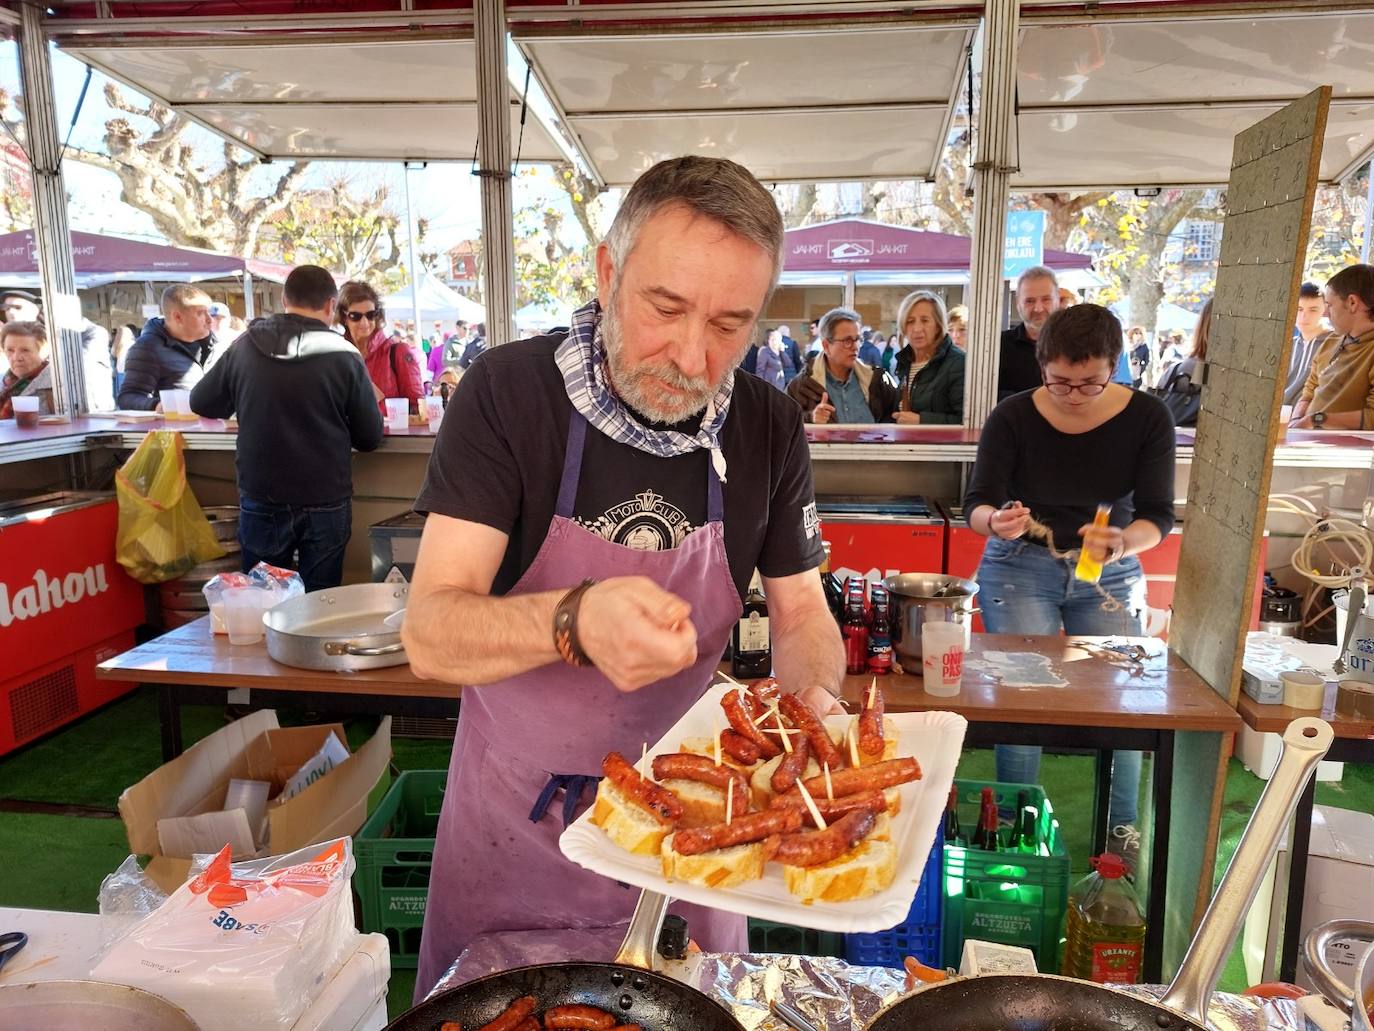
left=159, top=389, right=178, bottom=416
left=12, top=395, right=39, bottom=428
left=221, top=588, right=266, bottom=645
left=425, top=396, right=443, bottom=431
left=173, top=389, right=193, bottom=418
left=922, top=621, right=965, bottom=697
left=384, top=397, right=409, bottom=431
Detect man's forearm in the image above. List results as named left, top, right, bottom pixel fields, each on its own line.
left=771, top=604, right=845, bottom=699
left=1291, top=399, right=1311, bottom=421
left=403, top=586, right=564, bottom=685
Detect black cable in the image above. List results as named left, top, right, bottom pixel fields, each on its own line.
left=58, top=64, right=93, bottom=167
left=511, top=63, right=532, bottom=173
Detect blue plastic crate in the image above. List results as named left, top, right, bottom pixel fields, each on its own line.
left=843, top=828, right=943, bottom=968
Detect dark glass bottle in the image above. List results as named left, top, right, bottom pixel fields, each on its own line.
left=943, top=785, right=964, bottom=847
left=1010, top=790, right=1038, bottom=854
left=842, top=578, right=870, bottom=676
left=867, top=585, right=893, bottom=675
left=731, top=572, right=771, bottom=678
left=973, top=786, right=1001, bottom=851
left=819, top=544, right=845, bottom=625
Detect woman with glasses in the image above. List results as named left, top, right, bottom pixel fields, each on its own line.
left=892, top=289, right=965, bottom=424
left=963, top=304, right=1176, bottom=870
left=337, top=280, right=424, bottom=415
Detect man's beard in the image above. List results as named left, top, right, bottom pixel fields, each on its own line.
left=602, top=292, right=745, bottom=424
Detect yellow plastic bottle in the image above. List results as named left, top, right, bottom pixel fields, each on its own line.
left=1061, top=853, right=1146, bottom=984
left=1074, top=504, right=1113, bottom=583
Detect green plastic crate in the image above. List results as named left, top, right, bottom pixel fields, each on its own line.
left=941, top=779, right=1071, bottom=971
left=748, top=918, right=846, bottom=959
left=354, top=770, right=446, bottom=968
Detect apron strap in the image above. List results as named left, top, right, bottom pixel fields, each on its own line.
left=555, top=410, right=589, bottom=519
left=528, top=772, right=600, bottom=826
left=706, top=453, right=724, bottom=525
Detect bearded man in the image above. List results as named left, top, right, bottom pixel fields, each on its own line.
left=402, top=156, right=845, bottom=996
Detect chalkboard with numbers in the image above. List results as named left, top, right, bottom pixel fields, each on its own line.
left=1170, top=86, right=1331, bottom=703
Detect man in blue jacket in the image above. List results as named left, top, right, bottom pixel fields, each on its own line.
left=190, top=266, right=384, bottom=591
left=117, top=284, right=220, bottom=410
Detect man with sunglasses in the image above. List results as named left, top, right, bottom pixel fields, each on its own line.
left=964, top=303, right=1176, bottom=874
left=190, top=266, right=382, bottom=591
left=786, top=306, right=898, bottom=423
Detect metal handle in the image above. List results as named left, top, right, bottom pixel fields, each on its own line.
left=1160, top=717, right=1333, bottom=1022
left=323, top=639, right=406, bottom=657
left=1304, top=919, right=1374, bottom=1011
left=613, top=890, right=669, bottom=971
left=770, top=999, right=823, bottom=1031
left=1335, top=581, right=1366, bottom=675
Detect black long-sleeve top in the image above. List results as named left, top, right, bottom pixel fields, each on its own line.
left=964, top=389, right=1177, bottom=551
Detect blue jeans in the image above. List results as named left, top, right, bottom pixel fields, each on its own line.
left=238, top=495, right=352, bottom=593
left=977, top=537, right=1146, bottom=826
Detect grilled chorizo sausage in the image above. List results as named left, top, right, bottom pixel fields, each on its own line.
left=602, top=752, right=684, bottom=824
left=767, top=809, right=877, bottom=867
left=779, top=693, right=844, bottom=771
left=671, top=808, right=802, bottom=855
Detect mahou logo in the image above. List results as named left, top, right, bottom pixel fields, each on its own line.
left=0, top=563, right=110, bottom=626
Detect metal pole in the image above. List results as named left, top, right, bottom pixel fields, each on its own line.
left=404, top=162, right=424, bottom=342
left=1363, top=157, right=1374, bottom=265
left=243, top=271, right=255, bottom=319
left=475, top=0, right=515, bottom=345
left=963, top=0, right=1022, bottom=428
left=18, top=4, right=85, bottom=415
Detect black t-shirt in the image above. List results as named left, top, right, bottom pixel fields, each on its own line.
left=415, top=333, right=825, bottom=598
left=998, top=323, right=1041, bottom=400
left=963, top=389, right=1177, bottom=550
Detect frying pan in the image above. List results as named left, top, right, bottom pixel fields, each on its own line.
left=383, top=891, right=744, bottom=1030
left=1304, top=919, right=1374, bottom=1031
left=860, top=717, right=1333, bottom=1031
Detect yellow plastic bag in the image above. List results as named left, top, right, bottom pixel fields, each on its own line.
left=115, top=430, right=226, bottom=583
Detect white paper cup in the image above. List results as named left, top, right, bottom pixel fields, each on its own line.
left=385, top=397, right=409, bottom=431
left=425, top=396, right=443, bottom=430
left=221, top=588, right=266, bottom=645
left=922, top=621, right=965, bottom=696
left=11, top=395, right=39, bottom=428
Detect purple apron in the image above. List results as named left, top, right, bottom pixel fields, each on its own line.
left=415, top=412, right=748, bottom=998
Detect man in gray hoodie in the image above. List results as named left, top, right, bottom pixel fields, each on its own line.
left=190, top=265, right=383, bottom=591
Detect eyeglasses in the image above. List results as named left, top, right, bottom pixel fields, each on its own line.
left=829, top=336, right=861, bottom=348
left=346, top=309, right=383, bottom=323
left=1043, top=378, right=1108, bottom=396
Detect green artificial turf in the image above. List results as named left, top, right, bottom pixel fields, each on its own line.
left=3, top=689, right=1373, bottom=1023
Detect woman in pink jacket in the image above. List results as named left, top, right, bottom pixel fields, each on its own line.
left=336, top=281, right=424, bottom=414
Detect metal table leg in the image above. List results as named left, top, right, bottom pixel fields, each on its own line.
left=158, top=683, right=184, bottom=761
left=1143, top=731, right=1173, bottom=984
left=1092, top=749, right=1112, bottom=856
left=1279, top=775, right=1317, bottom=982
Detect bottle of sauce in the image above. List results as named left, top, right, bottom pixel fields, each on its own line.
left=972, top=786, right=1001, bottom=851
left=867, top=584, right=893, bottom=675
left=1074, top=504, right=1113, bottom=584
left=842, top=578, right=870, bottom=676
left=1061, top=853, right=1147, bottom=984
left=731, top=572, right=771, bottom=678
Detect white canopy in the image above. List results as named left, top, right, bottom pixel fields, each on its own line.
left=382, top=273, right=485, bottom=325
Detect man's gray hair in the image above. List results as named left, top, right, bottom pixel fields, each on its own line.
left=1015, top=265, right=1058, bottom=293
left=818, top=307, right=861, bottom=342
left=603, top=156, right=786, bottom=291
left=896, top=290, right=949, bottom=344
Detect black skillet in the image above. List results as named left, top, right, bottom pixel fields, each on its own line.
left=860, top=717, right=1333, bottom=1031
left=384, top=891, right=744, bottom=1030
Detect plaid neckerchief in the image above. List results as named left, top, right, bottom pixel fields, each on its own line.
left=554, top=299, right=733, bottom=482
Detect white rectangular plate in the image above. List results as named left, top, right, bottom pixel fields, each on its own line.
left=560, top=683, right=967, bottom=933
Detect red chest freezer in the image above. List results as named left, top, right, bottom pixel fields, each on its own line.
left=0, top=492, right=145, bottom=754
left=818, top=497, right=946, bottom=585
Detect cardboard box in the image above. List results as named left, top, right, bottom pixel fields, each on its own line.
left=1242, top=805, right=1374, bottom=989
left=119, top=710, right=392, bottom=892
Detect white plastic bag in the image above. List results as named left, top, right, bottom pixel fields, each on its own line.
left=91, top=838, right=357, bottom=1031
left=202, top=562, right=305, bottom=636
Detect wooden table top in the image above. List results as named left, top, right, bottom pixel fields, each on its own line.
left=842, top=635, right=1240, bottom=733
left=101, top=621, right=1237, bottom=732
left=96, top=615, right=441, bottom=698
left=1235, top=689, right=1374, bottom=739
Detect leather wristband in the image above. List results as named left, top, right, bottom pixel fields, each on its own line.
left=553, top=579, right=597, bottom=668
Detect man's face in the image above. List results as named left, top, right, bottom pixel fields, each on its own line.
left=166, top=302, right=212, bottom=343
left=596, top=204, right=773, bottom=423
left=822, top=319, right=861, bottom=375
left=1324, top=286, right=1364, bottom=337
left=2, top=297, right=39, bottom=322
left=1295, top=296, right=1325, bottom=336
left=1017, top=276, right=1059, bottom=338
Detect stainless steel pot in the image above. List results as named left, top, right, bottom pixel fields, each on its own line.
left=1305, top=919, right=1374, bottom=1031
left=884, top=573, right=978, bottom=665
left=264, top=582, right=409, bottom=672
left=0, top=980, right=200, bottom=1030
